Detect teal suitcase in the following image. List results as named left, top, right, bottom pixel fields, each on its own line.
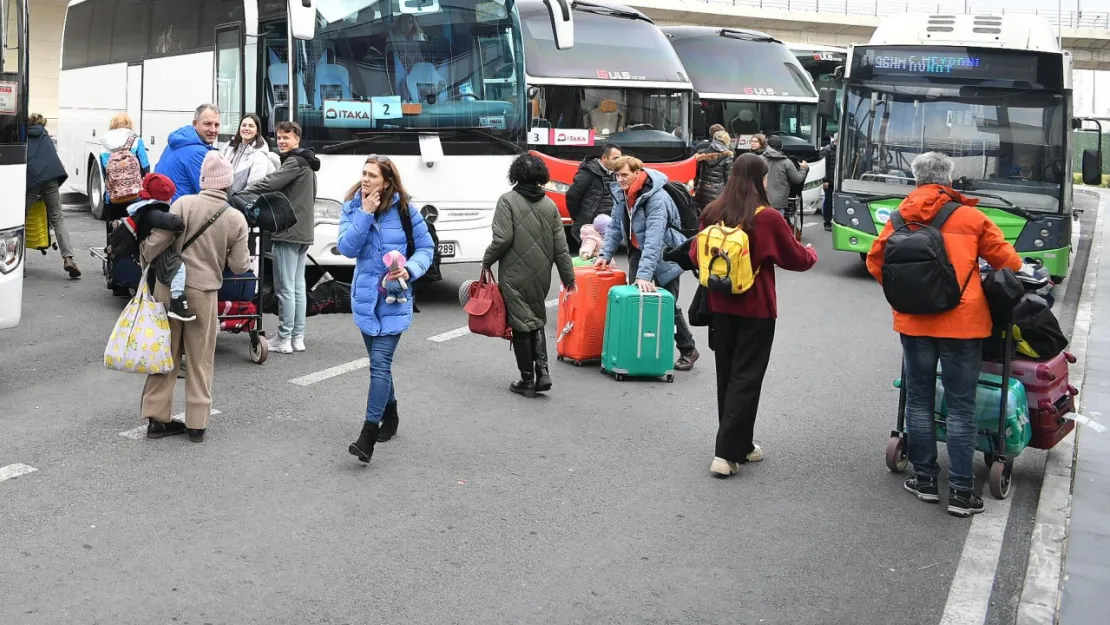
left=894, top=371, right=1032, bottom=458
left=600, top=286, right=675, bottom=382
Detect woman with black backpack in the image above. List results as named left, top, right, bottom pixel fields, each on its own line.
left=690, top=153, right=817, bottom=478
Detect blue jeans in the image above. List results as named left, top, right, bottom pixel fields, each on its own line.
left=362, top=333, right=400, bottom=424
left=901, top=335, right=982, bottom=490
left=170, top=264, right=186, bottom=300
left=272, top=242, right=309, bottom=339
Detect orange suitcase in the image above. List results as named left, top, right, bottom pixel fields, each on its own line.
left=556, top=265, right=626, bottom=365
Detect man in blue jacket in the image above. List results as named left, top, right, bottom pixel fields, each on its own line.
left=155, top=104, right=220, bottom=202
left=594, top=155, right=699, bottom=371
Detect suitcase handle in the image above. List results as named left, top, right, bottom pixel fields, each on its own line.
left=636, top=290, right=665, bottom=361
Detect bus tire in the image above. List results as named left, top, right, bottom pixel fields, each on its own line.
left=87, top=161, right=105, bottom=221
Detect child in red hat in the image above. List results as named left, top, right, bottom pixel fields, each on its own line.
left=108, top=173, right=195, bottom=321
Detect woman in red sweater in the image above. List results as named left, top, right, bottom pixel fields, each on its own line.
left=690, top=153, right=818, bottom=478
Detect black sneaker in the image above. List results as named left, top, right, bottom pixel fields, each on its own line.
left=168, top=297, right=197, bottom=322
left=948, top=488, right=985, bottom=518
left=904, top=474, right=940, bottom=503
left=146, top=419, right=187, bottom=439
left=823, top=222, right=833, bottom=232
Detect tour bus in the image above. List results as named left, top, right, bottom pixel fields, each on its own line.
left=663, top=26, right=828, bottom=214
left=519, top=0, right=695, bottom=227
left=0, top=0, right=29, bottom=330
left=56, top=0, right=574, bottom=268
left=832, top=13, right=1104, bottom=279
left=787, top=42, right=846, bottom=137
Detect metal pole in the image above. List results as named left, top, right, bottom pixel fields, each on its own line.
left=1058, top=0, right=1063, bottom=45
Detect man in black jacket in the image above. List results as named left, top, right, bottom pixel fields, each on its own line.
left=820, top=134, right=837, bottom=231
left=565, top=143, right=621, bottom=242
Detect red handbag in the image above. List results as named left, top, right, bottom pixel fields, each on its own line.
left=463, top=268, right=512, bottom=340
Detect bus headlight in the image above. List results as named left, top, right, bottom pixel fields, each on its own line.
left=1040, top=229, right=1050, bottom=237
left=543, top=180, right=570, bottom=194
left=850, top=218, right=860, bottom=226
left=0, top=226, right=25, bottom=275
left=1034, top=239, right=1044, bottom=248
left=314, top=199, right=343, bottom=225
left=846, top=207, right=856, bottom=215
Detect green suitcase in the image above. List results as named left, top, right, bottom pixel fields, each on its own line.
left=895, top=371, right=1032, bottom=458
left=600, top=286, right=675, bottom=382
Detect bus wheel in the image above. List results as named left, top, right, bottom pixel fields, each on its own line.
left=87, top=164, right=105, bottom=221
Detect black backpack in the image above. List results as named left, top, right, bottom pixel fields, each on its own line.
left=881, top=201, right=976, bottom=315
left=662, top=181, right=699, bottom=238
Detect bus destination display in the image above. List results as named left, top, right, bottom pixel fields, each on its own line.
left=856, top=47, right=1041, bottom=83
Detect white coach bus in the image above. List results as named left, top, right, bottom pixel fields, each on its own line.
left=0, top=0, right=29, bottom=330
left=56, top=0, right=574, bottom=268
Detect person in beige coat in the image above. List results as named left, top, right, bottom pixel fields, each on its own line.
left=140, top=152, right=250, bottom=442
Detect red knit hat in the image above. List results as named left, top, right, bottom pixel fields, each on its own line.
left=140, top=173, right=176, bottom=202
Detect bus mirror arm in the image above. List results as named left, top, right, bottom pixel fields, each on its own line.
left=289, top=0, right=317, bottom=41
left=542, top=0, right=575, bottom=50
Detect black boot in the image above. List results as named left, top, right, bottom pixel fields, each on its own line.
left=348, top=421, right=379, bottom=463
left=378, top=402, right=399, bottom=442
left=510, top=333, right=537, bottom=398
left=533, top=329, right=552, bottom=392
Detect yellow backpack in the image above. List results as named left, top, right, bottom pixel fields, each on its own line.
left=697, top=207, right=764, bottom=295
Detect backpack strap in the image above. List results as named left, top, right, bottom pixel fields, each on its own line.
left=397, top=203, right=416, bottom=259
left=182, top=205, right=229, bottom=252
left=122, top=133, right=136, bottom=152
left=929, top=201, right=963, bottom=231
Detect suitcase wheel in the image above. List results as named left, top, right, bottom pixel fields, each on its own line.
left=988, top=459, right=1013, bottom=500
left=885, top=435, right=908, bottom=473
left=557, top=355, right=564, bottom=362
left=614, top=373, right=626, bottom=382
left=665, top=374, right=674, bottom=383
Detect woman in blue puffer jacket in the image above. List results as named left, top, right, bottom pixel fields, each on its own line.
left=337, top=155, right=435, bottom=464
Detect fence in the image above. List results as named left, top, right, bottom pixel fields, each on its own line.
left=693, top=1, right=1110, bottom=29
left=1074, top=132, right=1110, bottom=172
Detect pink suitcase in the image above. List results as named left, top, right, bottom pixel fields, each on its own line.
left=981, top=351, right=1078, bottom=415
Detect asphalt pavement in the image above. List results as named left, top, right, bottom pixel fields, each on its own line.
left=0, top=202, right=1096, bottom=625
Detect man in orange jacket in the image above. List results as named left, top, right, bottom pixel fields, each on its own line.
left=867, top=152, right=1021, bottom=518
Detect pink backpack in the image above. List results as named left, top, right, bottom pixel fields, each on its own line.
left=106, top=134, right=142, bottom=204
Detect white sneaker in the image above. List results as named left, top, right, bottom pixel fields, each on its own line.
left=746, top=444, right=764, bottom=463
left=710, top=457, right=739, bottom=477
left=292, top=336, right=306, bottom=352
left=268, top=335, right=293, bottom=354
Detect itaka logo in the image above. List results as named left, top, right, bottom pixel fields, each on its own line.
left=325, top=108, right=338, bottom=119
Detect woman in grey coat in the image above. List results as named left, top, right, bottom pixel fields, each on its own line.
left=483, top=154, right=576, bottom=398
left=758, top=134, right=808, bottom=215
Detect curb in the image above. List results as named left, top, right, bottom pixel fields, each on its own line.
left=1015, top=188, right=1107, bottom=624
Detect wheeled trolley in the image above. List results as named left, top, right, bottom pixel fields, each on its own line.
left=885, top=329, right=1025, bottom=500
left=217, top=227, right=268, bottom=364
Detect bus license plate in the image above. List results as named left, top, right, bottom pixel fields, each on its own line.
left=437, top=242, right=456, bottom=258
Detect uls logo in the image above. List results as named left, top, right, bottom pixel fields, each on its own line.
left=596, top=70, right=633, bottom=80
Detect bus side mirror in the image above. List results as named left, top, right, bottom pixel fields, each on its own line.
left=542, top=0, right=575, bottom=50
left=289, top=0, right=317, bottom=41
left=833, top=65, right=845, bottom=80
left=1082, top=149, right=1103, bottom=186
left=817, top=89, right=836, bottom=119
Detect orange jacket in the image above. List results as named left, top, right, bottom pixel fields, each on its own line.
left=867, top=185, right=1022, bottom=339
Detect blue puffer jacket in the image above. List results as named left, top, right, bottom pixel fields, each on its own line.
left=337, top=192, right=435, bottom=337
left=599, top=168, right=685, bottom=285
left=154, top=126, right=216, bottom=203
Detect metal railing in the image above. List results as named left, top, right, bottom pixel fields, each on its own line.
left=691, top=0, right=1110, bottom=29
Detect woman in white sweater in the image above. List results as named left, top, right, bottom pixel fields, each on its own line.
left=221, top=114, right=279, bottom=193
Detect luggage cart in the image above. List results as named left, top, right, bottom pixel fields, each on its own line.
left=217, top=227, right=268, bottom=364
left=885, top=322, right=1018, bottom=500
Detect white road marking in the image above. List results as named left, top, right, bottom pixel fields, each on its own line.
left=288, top=359, right=369, bottom=386
left=119, top=409, right=221, bottom=439
left=0, top=463, right=38, bottom=482
left=938, top=494, right=1015, bottom=625
left=428, top=298, right=560, bottom=343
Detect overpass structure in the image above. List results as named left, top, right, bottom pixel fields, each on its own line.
left=626, top=0, right=1110, bottom=70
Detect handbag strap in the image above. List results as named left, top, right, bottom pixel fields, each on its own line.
left=182, top=205, right=229, bottom=252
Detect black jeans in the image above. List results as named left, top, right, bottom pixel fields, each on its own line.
left=627, top=247, right=696, bottom=354
left=822, top=182, right=834, bottom=224
left=712, top=314, right=776, bottom=462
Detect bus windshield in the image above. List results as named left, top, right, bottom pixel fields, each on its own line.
left=289, top=0, right=525, bottom=147
left=531, top=86, right=690, bottom=162
left=839, top=84, right=1066, bottom=213
left=696, top=100, right=816, bottom=149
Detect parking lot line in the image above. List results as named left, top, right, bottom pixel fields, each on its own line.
left=0, top=463, right=38, bottom=483
left=938, top=494, right=1015, bottom=625
left=288, top=358, right=369, bottom=386
left=119, top=409, right=221, bottom=440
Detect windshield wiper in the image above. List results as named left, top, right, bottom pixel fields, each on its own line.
left=958, top=190, right=1035, bottom=220
left=322, top=127, right=522, bottom=155
left=573, top=1, right=648, bottom=21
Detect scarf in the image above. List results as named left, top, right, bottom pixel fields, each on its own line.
left=623, top=170, right=648, bottom=249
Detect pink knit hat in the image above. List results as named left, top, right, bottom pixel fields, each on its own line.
left=199, top=152, right=234, bottom=191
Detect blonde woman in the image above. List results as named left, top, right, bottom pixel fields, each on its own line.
left=99, top=112, right=151, bottom=223
left=221, top=113, right=278, bottom=193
